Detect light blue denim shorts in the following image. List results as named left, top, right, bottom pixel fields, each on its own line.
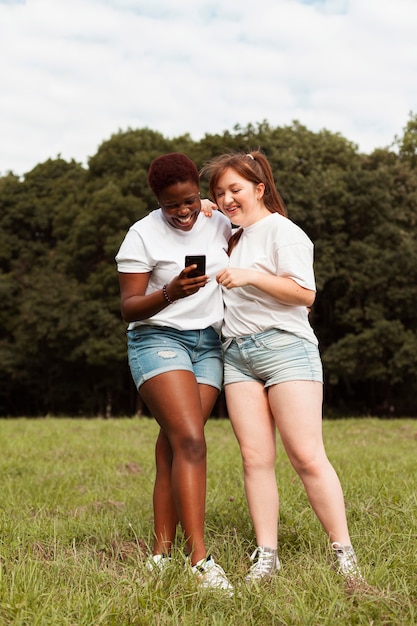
left=223, top=328, right=323, bottom=387
left=127, top=325, right=223, bottom=391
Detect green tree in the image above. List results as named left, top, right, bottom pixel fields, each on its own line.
left=317, top=151, right=417, bottom=413
left=1, top=120, right=417, bottom=416
left=394, top=111, right=417, bottom=168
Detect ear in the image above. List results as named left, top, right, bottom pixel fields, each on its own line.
left=256, top=182, right=265, bottom=199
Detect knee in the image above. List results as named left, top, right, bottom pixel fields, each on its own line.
left=291, top=452, right=327, bottom=478
left=177, top=433, right=207, bottom=464
left=241, top=445, right=275, bottom=473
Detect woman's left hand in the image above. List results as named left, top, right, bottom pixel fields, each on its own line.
left=201, top=198, right=218, bottom=217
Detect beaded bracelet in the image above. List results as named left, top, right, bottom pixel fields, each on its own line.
left=162, top=284, right=174, bottom=304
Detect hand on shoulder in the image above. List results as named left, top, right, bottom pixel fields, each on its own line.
left=201, top=198, right=218, bottom=217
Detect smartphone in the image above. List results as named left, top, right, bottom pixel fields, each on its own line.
left=185, top=255, right=206, bottom=278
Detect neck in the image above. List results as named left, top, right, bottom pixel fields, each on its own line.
left=245, top=205, right=271, bottom=227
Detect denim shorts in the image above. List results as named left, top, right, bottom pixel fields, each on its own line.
left=127, top=325, right=223, bottom=391
left=223, top=328, right=323, bottom=387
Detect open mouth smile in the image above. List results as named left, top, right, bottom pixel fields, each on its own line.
left=175, top=214, right=193, bottom=225
left=223, top=205, right=240, bottom=218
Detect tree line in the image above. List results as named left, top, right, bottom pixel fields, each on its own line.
left=1, top=115, right=417, bottom=417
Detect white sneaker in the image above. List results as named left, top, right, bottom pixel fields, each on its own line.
left=245, top=546, right=281, bottom=583
left=331, top=543, right=363, bottom=580
left=145, top=554, right=171, bottom=572
left=192, top=556, right=233, bottom=594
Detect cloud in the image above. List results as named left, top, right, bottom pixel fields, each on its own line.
left=1, top=0, right=416, bottom=175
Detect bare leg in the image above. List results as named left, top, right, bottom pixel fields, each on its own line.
left=225, top=381, right=279, bottom=548
left=268, top=381, right=351, bottom=544
left=140, top=370, right=218, bottom=565
left=152, top=429, right=177, bottom=556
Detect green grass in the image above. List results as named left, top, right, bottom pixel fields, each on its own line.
left=0, top=417, right=416, bottom=625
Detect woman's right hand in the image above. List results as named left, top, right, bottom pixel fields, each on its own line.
left=119, top=266, right=209, bottom=322
left=165, top=266, right=209, bottom=301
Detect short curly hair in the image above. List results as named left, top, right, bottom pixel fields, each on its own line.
left=147, top=153, right=200, bottom=197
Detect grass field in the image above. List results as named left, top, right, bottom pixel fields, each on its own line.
left=0, top=416, right=416, bottom=625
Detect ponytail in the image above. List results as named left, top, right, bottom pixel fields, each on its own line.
left=201, top=150, right=287, bottom=219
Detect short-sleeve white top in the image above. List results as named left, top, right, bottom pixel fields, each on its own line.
left=116, top=209, right=232, bottom=333
left=222, top=212, right=318, bottom=345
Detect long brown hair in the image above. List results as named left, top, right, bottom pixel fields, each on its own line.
left=200, top=150, right=287, bottom=254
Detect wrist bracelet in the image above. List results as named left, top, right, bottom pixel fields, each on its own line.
left=162, top=284, right=174, bottom=304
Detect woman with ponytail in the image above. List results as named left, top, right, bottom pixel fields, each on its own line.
left=201, top=150, right=363, bottom=589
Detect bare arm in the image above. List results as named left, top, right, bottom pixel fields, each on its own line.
left=119, top=267, right=209, bottom=322
left=216, top=267, right=315, bottom=307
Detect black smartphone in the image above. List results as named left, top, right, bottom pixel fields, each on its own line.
left=185, top=255, right=206, bottom=278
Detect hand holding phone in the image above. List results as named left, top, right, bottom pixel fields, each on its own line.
left=185, top=255, right=206, bottom=278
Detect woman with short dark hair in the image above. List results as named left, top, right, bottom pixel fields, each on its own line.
left=116, top=153, right=233, bottom=592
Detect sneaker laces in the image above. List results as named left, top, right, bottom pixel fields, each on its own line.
left=246, top=546, right=280, bottom=581
left=332, top=542, right=363, bottom=580
left=192, top=556, right=233, bottom=593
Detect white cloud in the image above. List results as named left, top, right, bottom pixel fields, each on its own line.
left=0, top=0, right=416, bottom=175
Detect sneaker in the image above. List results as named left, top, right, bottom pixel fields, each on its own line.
left=192, top=556, right=233, bottom=594
left=245, top=546, right=281, bottom=583
left=145, top=553, right=171, bottom=572
left=331, top=542, right=363, bottom=580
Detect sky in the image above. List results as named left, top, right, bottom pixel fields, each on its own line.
left=1, top=0, right=416, bottom=177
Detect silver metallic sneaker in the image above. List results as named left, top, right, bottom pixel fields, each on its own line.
left=192, top=556, right=233, bottom=594
left=245, top=546, right=281, bottom=583
left=331, top=542, right=363, bottom=580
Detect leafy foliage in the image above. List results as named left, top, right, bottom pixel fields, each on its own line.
left=1, top=118, right=417, bottom=416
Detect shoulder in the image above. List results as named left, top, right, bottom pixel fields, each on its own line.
left=268, top=213, right=313, bottom=245
left=209, top=209, right=232, bottom=233
left=211, top=209, right=229, bottom=224
left=200, top=209, right=229, bottom=225
left=129, top=209, right=163, bottom=233
left=195, top=210, right=232, bottom=236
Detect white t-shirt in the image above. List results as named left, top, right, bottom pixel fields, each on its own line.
left=222, top=212, right=318, bottom=345
left=116, top=209, right=232, bottom=333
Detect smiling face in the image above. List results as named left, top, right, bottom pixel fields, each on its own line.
left=158, top=181, right=201, bottom=231
left=214, top=168, right=266, bottom=228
